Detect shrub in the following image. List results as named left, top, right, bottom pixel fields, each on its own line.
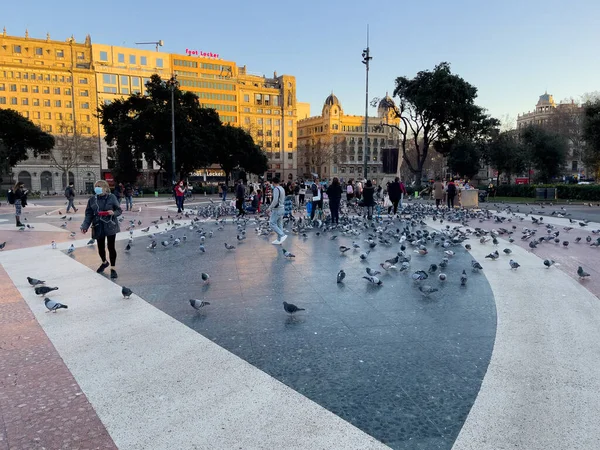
left=494, top=184, right=600, bottom=201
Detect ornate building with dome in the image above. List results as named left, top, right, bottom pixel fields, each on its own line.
left=296, top=93, right=401, bottom=181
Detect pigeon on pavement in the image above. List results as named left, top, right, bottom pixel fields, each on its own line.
left=543, top=259, right=555, bottom=268
left=201, top=272, right=210, bottom=284
left=363, top=275, right=383, bottom=286
left=27, top=277, right=45, bottom=286
left=67, top=244, right=75, bottom=255
left=44, top=298, right=68, bottom=312
left=418, top=285, right=438, bottom=297
left=189, top=299, right=210, bottom=310
left=282, top=248, right=295, bottom=259
left=35, top=286, right=58, bottom=296
left=337, top=269, right=346, bottom=283
left=283, top=301, right=305, bottom=316
left=509, top=259, right=520, bottom=270
left=122, top=286, right=133, bottom=298
left=577, top=266, right=590, bottom=279
left=224, top=243, right=236, bottom=250
left=366, top=267, right=381, bottom=277
left=460, top=270, right=468, bottom=286
left=0, top=242, right=6, bottom=250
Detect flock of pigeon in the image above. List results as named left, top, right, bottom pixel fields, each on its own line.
left=17, top=197, right=598, bottom=319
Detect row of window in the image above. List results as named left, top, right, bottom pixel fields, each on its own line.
left=10, top=45, right=87, bottom=60
left=299, top=125, right=382, bottom=136
left=201, top=103, right=237, bottom=112
left=219, top=115, right=237, bottom=123
left=197, top=92, right=236, bottom=102
left=1, top=71, right=89, bottom=84
left=0, top=84, right=90, bottom=97
left=179, top=79, right=236, bottom=91
left=258, top=141, right=294, bottom=149
left=98, top=51, right=164, bottom=68
left=33, top=123, right=93, bottom=134
left=333, top=166, right=379, bottom=174
left=245, top=93, right=281, bottom=106
left=0, top=97, right=89, bottom=108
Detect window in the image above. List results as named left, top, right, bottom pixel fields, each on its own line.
left=77, top=89, right=88, bottom=97
left=287, top=153, right=293, bottom=160
left=43, top=86, right=50, bottom=94
left=81, top=102, right=90, bottom=109
left=257, top=109, right=263, bottom=114
left=55, top=100, right=61, bottom=107
left=9, top=84, right=16, bottom=92
left=275, top=119, right=280, bottom=126
left=572, top=161, right=578, bottom=171
left=120, top=75, right=128, bottom=86
left=0, top=97, right=7, bottom=104
left=140, top=56, right=147, bottom=65
left=273, top=96, right=280, bottom=106
left=56, top=113, right=62, bottom=120
left=156, top=58, right=163, bottom=68
left=288, top=131, right=293, bottom=137
left=99, top=51, right=108, bottom=61
left=65, top=101, right=72, bottom=108
left=44, top=112, right=51, bottom=119
left=255, top=94, right=262, bottom=105
left=21, top=85, right=28, bottom=92
left=103, top=74, right=117, bottom=84
left=264, top=95, right=270, bottom=106
left=54, top=87, right=61, bottom=95
left=244, top=94, right=249, bottom=102
left=257, top=118, right=263, bottom=125
left=118, top=53, right=125, bottom=63
left=13, top=45, right=22, bottom=53
left=43, top=99, right=51, bottom=107
left=79, top=77, right=88, bottom=84
left=288, top=142, right=292, bottom=148
left=274, top=152, right=280, bottom=159
left=33, top=98, right=39, bottom=106
left=244, top=117, right=250, bottom=125
left=77, top=51, right=85, bottom=60
left=56, top=49, right=65, bottom=58
left=288, top=120, right=293, bottom=127
left=0, top=84, right=4, bottom=91
left=22, top=111, right=29, bottom=118
left=35, top=47, right=43, bottom=56
left=33, top=111, right=40, bottom=119
left=275, top=130, right=280, bottom=137
left=129, top=55, right=136, bottom=64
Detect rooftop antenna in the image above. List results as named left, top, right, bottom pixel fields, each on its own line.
left=135, top=40, right=164, bottom=52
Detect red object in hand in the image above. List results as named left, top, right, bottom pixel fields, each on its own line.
left=98, top=211, right=110, bottom=216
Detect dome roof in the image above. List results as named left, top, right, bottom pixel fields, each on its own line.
left=377, top=93, right=396, bottom=117
left=324, top=93, right=341, bottom=107
left=536, top=92, right=555, bottom=107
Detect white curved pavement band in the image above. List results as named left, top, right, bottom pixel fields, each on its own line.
left=424, top=218, right=600, bottom=450
left=0, top=242, right=387, bottom=450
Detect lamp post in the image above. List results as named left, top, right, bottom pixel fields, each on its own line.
left=361, top=27, right=372, bottom=180
left=166, top=75, right=179, bottom=185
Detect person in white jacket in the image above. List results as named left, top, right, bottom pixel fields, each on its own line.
left=267, top=177, right=287, bottom=245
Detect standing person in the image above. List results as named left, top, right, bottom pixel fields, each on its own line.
left=298, top=183, right=306, bottom=205
left=376, top=183, right=383, bottom=200
left=284, top=184, right=294, bottom=219
left=433, top=178, right=445, bottom=208
left=267, top=178, right=287, bottom=245
left=387, top=177, right=402, bottom=215
left=293, top=182, right=300, bottom=206
left=355, top=179, right=363, bottom=201
left=326, top=177, right=343, bottom=225
left=235, top=179, right=246, bottom=217
left=114, top=183, right=123, bottom=205
left=65, top=182, right=78, bottom=213
left=446, top=179, right=457, bottom=209
left=11, top=182, right=28, bottom=227
left=221, top=183, right=227, bottom=203
left=80, top=180, right=122, bottom=279
left=310, top=177, right=323, bottom=221
left=124, top=183, right=134, bottom=211
left=264, top=182, right=272, bottom=205
left=399, top=178, right=408, bottom=209
left=174, top=180, right=186, bottom=213
left=362, top=180, right=376, bottom=220
left=346, top=181, right=354, bottom=203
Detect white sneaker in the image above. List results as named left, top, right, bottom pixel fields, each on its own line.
left=272, top=238, right=281, bottom=245
left=279, top=234, right=288, bottom=244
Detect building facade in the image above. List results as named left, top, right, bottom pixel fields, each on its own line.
left=0, top=29, right=100, bottom=193
left=297, top=94, right=401, bottom=182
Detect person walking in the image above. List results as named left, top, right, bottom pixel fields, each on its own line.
left=114, top=183, right=123, bottom=205
left=65, top=182, right=78, bottom=213
left=124, top=183, right=134, bottom=211
left=174, top=180, right=186, bottom=213
left=387, top=177, right=402, bottom=215
left=298, top=183, right=306, bottom=205
left=284, top=183, right=294, bottom=219
left=11, top=182, right=28, bottom=227
left=446, top=179, right=457, bottom=209
left=399, top=179, right=408, bottom=209
left=346, top=181, right=354, bottom=204
left=235, top=179, right=246, bottom=217
left=362, top=180, right=376, bottom=220
left=293, top=182, right=300, bottom=206
left=326, top=177, right=343, bottom=225
left=221, top=183, right=227, bottom=203
left=433, top=178, right=445, bottom=208
left=267, top=178, right=287, bottom=245
left=310, top=177, right=323, bottom=221
left=80, top=180, right=122, bottom=279
left=355, top=180, right=363, bottom=201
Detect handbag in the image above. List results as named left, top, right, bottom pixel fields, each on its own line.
left=383, top=196, right=392, bottom=207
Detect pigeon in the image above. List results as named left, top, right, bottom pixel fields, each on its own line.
left=418, top=285, right=438, bottom=297
left=69, top=231, right=77, bottom=238
left=503, top=248, right=512, bottom=255
left=189, top=299, right=210, bottom=310
left=0, top=241, right=6, bottom=250
left=509, top=259, right=520, bottom=270
left=574, top=237, right=582, bottom=243
left=428, top=264, right=438, bottom=273
left=27, top=277, right=45, bottom=286
left=380, top=262, right=397, bottom=271
left=67, top=244, right=75, bottom=254
left=148, top=240, right=157, bottom=250
left=283, top=301, right=305, bottom=316
left=363, top=275, right=383, bottom=286
left=199, top=244, right=206, bottom=252
left=141, top=227, right=150, bottom=232
left=485, top=251, right=499, bottom=260
left=411, top=270, right=428, bottom=281
left=577, top=266, right=590, bottom=279
left=366, top=267, right=381, bottom=276
left=337, top=269, right=346, bottom=283
left=339, top=246, right=351, bottom=253
left=125, top=243, right=131, bottom=252
left=161, top=240, right=170, bottom=247
left=359, top=251, right=370, bottom=260
left=438, top=273, right=447, bottom=282
left=472, top=260, right=484, bottom=272
left=122, top=286, right=133, bottom=298
left=464, top=244, right=471, bottom=251
left=460, top=269, right=468, bottom=286
left=201, top=272, right=210, bottom=284
left=35, top=286, right=58, bottom=296
left=44, top=298, right=68, bottom=312
left=543, top=259, right=555, bottom=268
left=224, top=243, right=236, bottom=250
left=282, top=248, right=296, bottom=259
left=563, top=241, right=569, bottom=248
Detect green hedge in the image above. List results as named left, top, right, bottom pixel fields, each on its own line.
left=495, top=184, right=600, bottom=201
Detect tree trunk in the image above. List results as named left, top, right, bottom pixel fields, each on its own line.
left=153, top=171, right=159, bottom=190
left=413, top=169, right=423, bottom=188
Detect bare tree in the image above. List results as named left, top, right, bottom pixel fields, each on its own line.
left=551, top=102, right=585, bottom=161
left=298, top=136, right=335, bottom=178
left=48, top=123, right=97, bottom=188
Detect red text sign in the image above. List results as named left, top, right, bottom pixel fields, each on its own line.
left=185, top=49, right=219, bottom=58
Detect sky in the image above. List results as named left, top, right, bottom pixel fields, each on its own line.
left=3, top=0, right=600, bottom=125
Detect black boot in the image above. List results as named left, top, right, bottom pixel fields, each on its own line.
left=16, top=217, right=24, bottom=227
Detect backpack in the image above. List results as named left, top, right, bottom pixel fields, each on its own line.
left=7, top=190, right=15, bottom=204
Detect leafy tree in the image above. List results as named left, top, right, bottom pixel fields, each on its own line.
left=520, top=125, right=568, bottom=183
left=0, top=109, right=55, bottom=175
left=215, top=125, right=266, bottom=184
left=582, top=99, right=600, bottom=179
left=483, top=131, right=526, bottom=185
left=383, top=62, right=497, bottom=186
left=446, top=139, right=482, bottom=180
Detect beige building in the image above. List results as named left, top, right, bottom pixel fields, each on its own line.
left=297, top=94, right=401, bottom=181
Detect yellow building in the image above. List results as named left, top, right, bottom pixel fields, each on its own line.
left=297, top=102, right=311, bottom=121
left=297, top=93, right=400, bottom=181
left=0, top=29, right=100, bottom=193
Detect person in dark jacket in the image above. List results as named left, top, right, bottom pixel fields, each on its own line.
left=326, top=177, right=343, bottom=225
left=447, top=179, right=457, bottom=209
left=174, top=180, right=186, bottom=213
left=235, top=179, right=246, bottom=217
left=80, top=180, right=122, bottom=279
left=114, top=183, right=123, bottom=204
left=13, top=182, right=28, bottom=227
left=310, top=178, right=323, bottom=221
left=65, top=182, right=78, bottom=213
left=387, top=177, right=402, bottom=215
left=124, top=183, right=134, bottom=211
left=362, top=179, right=376, bottom=220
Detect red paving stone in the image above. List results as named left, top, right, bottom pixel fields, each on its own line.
left=0, top=265, right=116, bottom=450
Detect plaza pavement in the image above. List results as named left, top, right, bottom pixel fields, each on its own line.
left=0, top=198, right=600, bottom=449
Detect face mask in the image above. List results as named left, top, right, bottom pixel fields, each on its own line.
left=94, top=187, right=103, bottom=195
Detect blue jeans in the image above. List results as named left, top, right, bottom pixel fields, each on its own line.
left=222, top=191, right=227, bottom=202
left=176, top=196, right=184, bottom=212
left=66, top=198, right=76, bottom=212
left=269, top=208, right=285, bottom=238
left=125, top=196, right=133, bottom=210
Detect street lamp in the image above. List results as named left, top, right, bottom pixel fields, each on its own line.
left=166, top=75, right=179, bottom=185
left=361, top=28, right=372, bottom=180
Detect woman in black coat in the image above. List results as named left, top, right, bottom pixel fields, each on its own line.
left=326, top=177, right=343, bottom=225
left=81, top=180, right=122, bottom=279
left=362, top=180, right=376, bottom=220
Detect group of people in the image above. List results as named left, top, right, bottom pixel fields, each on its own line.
left=113, top=183, right=136, bottom=212
left=431, top=178, right=458, bottom=209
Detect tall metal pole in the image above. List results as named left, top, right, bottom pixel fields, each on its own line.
left=362, top=26, right=372, bottom=180
left=170, top=76, right=176, bottom=185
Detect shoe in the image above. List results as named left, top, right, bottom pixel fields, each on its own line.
left=279, top=235, right=288, bottom=244
left=110, top=269, right=118, bottom=279
left=97, top=261, right=109, bottom=273
left=16, top=222, right=24, bottom=227
left=271, top=238, right=281, bottom=245
left=74, top=208, right=78, bottom=213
